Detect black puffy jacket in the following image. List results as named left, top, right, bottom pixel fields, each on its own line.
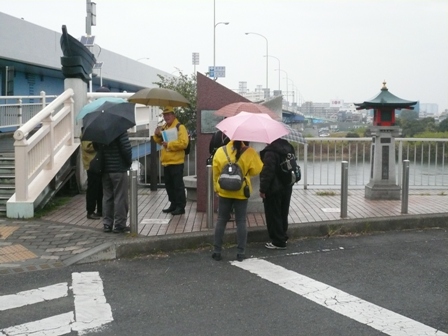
left=259, top=138, right=294, bottom=194
left=102, top=132, right=132, bottom=173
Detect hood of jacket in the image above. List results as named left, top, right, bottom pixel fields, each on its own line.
left=260, top=138, right=293, bottom=159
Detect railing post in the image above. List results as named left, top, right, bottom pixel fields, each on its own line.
left=129, top=169, right=138, bottom=234
left=40, top=91, right=46, bottom=109
left=206, top=160, right=214, bottom=228
left=397, top=140, right=403, bottom=186
left=18, top=98, right=23, bottom=127
left=401, top=160, right=410, bottom=214
left=303, top=143, right=308, bottom=190
left=340, top=161, right=348, bottom=218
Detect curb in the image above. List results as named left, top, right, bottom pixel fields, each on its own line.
left=98, top=213, right=448, bottom=261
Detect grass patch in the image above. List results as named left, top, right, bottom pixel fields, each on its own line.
left=438, top=191, right=446, bottom=196
left=34, top=196, right=72, bottom=218
left=316, top=191, right=337, bottom=196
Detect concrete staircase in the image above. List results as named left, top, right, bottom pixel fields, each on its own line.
left=0, top=153, right=15, bottom=216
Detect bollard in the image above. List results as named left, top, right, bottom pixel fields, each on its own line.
left=206, top=162, right=214, bottom=228
left=340, top=161, right=348, bottom=218
left=129, top=169, right=138, bottom=234
left=401, top=160, right=410, bottom=214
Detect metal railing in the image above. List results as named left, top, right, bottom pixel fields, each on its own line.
left=300, top=137, right=448, bottom=188
left=0, top=92, right=57, bottom=130
left=128, top=136, right=447, bottom=190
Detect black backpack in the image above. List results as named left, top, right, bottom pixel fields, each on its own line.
left=176, top=123, right=191, bottom=155
left=279, top=152, right=301, bottom=185
left=218, top=146, right=247, bottom=191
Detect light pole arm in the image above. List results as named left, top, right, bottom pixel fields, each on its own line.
left=245, top=32, right=269, bottom=91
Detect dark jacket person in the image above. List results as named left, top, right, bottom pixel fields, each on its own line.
left=259, top=138, right=295, bottom=249
left=99, top=131, right=132, bottom=233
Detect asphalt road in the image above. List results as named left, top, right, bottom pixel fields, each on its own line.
left=1, top=228, right=447, bottom=336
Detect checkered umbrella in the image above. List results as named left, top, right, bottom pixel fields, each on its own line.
left=282, top=123, right=307, bottom=144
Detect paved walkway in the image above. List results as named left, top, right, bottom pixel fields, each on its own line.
left=0, top=186, right=447, bottom=275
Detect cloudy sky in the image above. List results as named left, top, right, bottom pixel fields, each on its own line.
left=2, top=0, right=447, bottom=112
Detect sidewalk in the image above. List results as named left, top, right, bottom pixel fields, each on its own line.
left=1, top=187, right=447, bottom=275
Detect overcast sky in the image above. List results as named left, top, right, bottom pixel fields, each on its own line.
left=2, top=0, right=447, bottom=112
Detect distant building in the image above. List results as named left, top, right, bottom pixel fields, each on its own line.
left=419, top=103, right=439, bottom=117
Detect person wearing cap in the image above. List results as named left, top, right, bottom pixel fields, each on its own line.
left=153, top=106, right=189, bottom=215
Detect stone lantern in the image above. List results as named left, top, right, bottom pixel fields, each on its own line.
left=355, top=82, right=417, bottom=200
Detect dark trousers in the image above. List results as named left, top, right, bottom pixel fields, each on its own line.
left=102, top=172, right=128, bottom=229
left=263, top=185, right=293, bottom=247
left=164, top=164, right=186, bottom=210
left=214, top=197, right=248, bottom=255
left=86, top=170, right=103, bottom=215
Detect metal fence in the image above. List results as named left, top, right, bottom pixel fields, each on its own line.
left=299, top=137, right=448, bottom=188
left=0, top=93, right=57, bottom=130
left=130, top=136, right=447, bottom=190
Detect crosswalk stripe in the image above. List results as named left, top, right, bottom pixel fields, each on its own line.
left=72, top=271, right=113, bottom=333
left=0, top=312, right=74, bottom=336
left=232, top=258, right=447, bottom=336
left=0, top=283, right=68, bottom=311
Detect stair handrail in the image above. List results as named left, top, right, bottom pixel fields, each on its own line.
left=14, top=89, right=74, bottom=141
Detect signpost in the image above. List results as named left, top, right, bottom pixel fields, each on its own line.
left=208, top=66, right=226, bottom=78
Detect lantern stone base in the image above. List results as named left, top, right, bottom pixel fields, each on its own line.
left=365, top=182, right=401, bottom=200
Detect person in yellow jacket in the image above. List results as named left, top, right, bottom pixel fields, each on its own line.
left=211, top=140, right=263, bottom=262
left=153, top=106, right=189, bottom=215
left=80, top=129, right=103, bottom=220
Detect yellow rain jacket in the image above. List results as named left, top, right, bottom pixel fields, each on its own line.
left=213, top=141, right=263, bottom=199
left=152, top=119, right=189, bottom=166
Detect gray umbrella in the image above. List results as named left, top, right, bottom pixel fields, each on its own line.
left=282, top=123, right=306, bottom=144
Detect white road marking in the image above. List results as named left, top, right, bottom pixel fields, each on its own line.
left=0, top=312, right=74, bottom=336
left=0, top=283, right=68, bottom=311
left=72, top=272, right=113, bottom=334
left=231, top=258, right=447, bottom=336
left=0, top=272, right=113, bottom=335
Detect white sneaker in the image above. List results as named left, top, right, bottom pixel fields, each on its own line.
left=265, top=242, right=287, bottom=250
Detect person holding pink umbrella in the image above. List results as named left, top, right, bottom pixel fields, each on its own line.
left=211, top=140, right=263, bottom=262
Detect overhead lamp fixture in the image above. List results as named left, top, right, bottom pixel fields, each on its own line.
left=80, top=35, right=95, bottom=47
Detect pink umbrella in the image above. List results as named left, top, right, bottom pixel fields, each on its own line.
left=215, top=111, right=289, bottom=144
left=214, top=102, right=280, bottom=120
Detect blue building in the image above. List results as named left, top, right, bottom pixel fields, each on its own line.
left=0, top=11, right=171, bottom=98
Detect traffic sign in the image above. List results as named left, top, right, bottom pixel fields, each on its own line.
left=208, top=66, right=226, bottom=78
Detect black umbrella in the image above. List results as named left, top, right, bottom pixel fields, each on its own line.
left=82, top=101, right=136, bottom=145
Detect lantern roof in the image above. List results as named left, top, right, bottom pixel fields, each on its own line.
left=355, top=82, right=417, bottom=110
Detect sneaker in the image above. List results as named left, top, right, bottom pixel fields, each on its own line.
left=212, top=253, right=222, bottom=261
left=265, top=242, right=287, bottom=250
left=95, top=212, right=103, bottom=217
left=112, top=226, right=131, bottom=233
left=103, top=226, right=112, bottom=233
left=236, top=254, right=245, bottom=262
left=87, top=213, right=101, bottom=220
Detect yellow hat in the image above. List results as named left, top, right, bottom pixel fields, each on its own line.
left=162, top=106, right=175, bottom=114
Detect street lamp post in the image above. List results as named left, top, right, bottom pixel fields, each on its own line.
left=245, top=32, right=269, bottom=92
left=213, top=0, right=229, bottom=80
left=213, top=22, right=229, bottom=79
left=275, top=68, right=288, bottom=102
left=264, top=55, right=280, bottom=91
left=286, top=78, right=296, bottom=104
